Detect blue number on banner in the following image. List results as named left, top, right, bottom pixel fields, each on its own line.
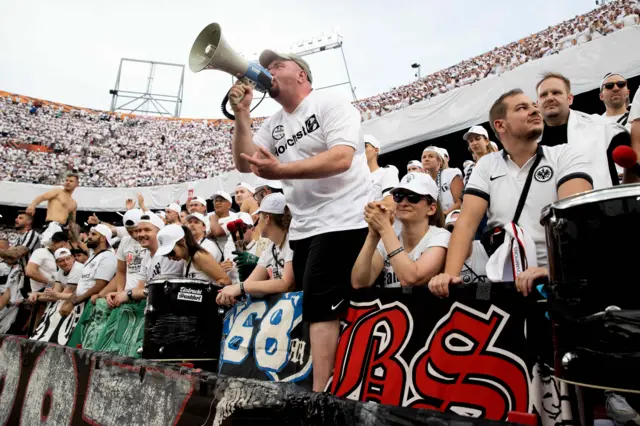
left=220, top=300, right=267, bottom=365
left=254, top=292, right=303, bottom=376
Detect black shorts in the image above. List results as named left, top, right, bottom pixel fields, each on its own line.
left=290, top=227, right=368, bottom=323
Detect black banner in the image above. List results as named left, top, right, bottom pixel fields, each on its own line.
left=0, top=334, right=527, bottom=426
left=218, top=291, right=313, bottom=388
left=330, top=286, right=572, bottom=425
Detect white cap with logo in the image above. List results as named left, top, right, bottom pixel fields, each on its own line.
left=254, top=193, right=286, bottom=215
left=185, top=212, right=210, bottom=233
left=422, top=146, right=445, bottom=162
left=54, top=247, right=73, bottom=260
left=445, top=209, right=461, bottom=228
left=155, top=224, right=185, bottom=257
left=391, top=172, right=439, bottom=200
left=213, top=190, right=232, bottom=204
left=463, top=125, right=489, bottom=142
left=236, top=212, right=255, bottom=227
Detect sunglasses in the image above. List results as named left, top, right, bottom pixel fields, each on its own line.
left=603, top=81, right=627, bottom=90
left=392, top=192, right=426, bottom=204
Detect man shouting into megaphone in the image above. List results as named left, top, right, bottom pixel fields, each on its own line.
left=230, top=49, right=371, bottom=392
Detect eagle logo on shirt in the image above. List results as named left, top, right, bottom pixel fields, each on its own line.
left=305, top=115, right=319, bottom=133
left=272, top=125, right=285, bottom=140
left=534, top=166, right=554, bottom=182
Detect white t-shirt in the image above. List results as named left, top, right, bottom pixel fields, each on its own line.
left=465, top=145, right=592, bottom=267
left=253, top=90, right=372, bottom=240
left=140, top=250, right=184, bottom=284
left=115, top=236, right=145, bottom=291
left=257, top=236, right=294, bottom=280
left=183, top=238, right=224, bottom=282
left=370, top=166, right=399, bottom=201
left=55, top=261, right=84, bottom=287
left=376, top=226, right=450, bottom=288
left=28, top=248, right=58, bottom=292
left=0, top=261, right=10, bottom=282
left=209, top=212, right=238, bottom=249
left=460, top=241, right=489, bottom=284
left=76, top=251, right=117, bottom=297
left=200, top=238, right=223, bottom=262
left=438, top=168, right=463, bottom=212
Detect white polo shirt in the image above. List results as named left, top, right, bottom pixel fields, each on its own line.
left=76, top=251, right=117, bottom=297
left=465, top=145, right=592, bottom=267
left=253, top=90, right=371, bottom=240
left=370, top=166, right=399, bottom=201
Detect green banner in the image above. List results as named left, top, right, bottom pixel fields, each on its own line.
left=94, top=300, right=146, bottom=358
left=66, top=299, right=111, bottom=350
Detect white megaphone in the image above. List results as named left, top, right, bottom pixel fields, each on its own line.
left=189, top=23, right=272, bottom=93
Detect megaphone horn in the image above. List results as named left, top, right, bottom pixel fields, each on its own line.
left=189, top=23, right=272, bottom=94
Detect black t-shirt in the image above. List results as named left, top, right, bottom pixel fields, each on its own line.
left=540, top=122, right=568, bottom=147
left=540, top=121, right=630, bottom=186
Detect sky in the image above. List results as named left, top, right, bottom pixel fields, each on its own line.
left=0, top=0, right=596, bottom=119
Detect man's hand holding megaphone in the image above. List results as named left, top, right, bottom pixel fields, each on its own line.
left=229, top=81, right=254, bottom=114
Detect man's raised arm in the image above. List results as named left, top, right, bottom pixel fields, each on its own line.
left=230, top=83, right=260, bottom=172
left=26, top=189, right=60, bottom=216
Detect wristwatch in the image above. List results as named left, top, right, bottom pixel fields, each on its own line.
left=127, top=289, right=133, bottom=301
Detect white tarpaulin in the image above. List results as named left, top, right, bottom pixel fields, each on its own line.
left=0, top=169, right=258, bottom=212
left=363, top=26, right=640, bottom=154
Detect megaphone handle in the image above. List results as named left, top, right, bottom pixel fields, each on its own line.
left=222, top=79, right=266, bottom=121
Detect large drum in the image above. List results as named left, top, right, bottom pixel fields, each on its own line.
left=541, top=185, right=640, bottom=391
left=143, top=278, right=223, bottom=361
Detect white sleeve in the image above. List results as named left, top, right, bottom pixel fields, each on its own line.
left=257, top=245, right=271, bottom=268
left=629, top=90, right=640, bottom=123
left=556, top=145, right=594, bottom=188
left=55, top=269, right=64, bottom=283
left=223, top=237, right=235, bottom=261
left=464, top=154, right=492, bottom=203
left=116, top=241, right=126, bottom=261
left=67, top=263, right=83, bottom=285
left=380, top=166, right=400, bottom=197
left=283, top=242, right=294, bottom=263
left=427, top=228, right=451, bottom=248
left=321, top=99, right=362, bottom=150
left=115, top=226, right=129, bottom=239
left=28, top=248, right=46, bottom=266
left=252, top=117, right=274, bottom=151
left=140, top=255, right=150, bottom=280
left=94, top=254, right=117, bottom=282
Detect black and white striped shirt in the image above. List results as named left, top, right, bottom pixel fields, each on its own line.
left=16, top=229, right=41, bottom=269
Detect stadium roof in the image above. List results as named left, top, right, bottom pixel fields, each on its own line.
left=364, top=26, right=640, bottom=154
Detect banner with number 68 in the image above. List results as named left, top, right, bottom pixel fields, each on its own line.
left=218, top=291, right=313, bottom=388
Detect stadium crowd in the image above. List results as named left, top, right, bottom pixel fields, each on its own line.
left=0, top=0, right=638, bottom=188
left=355, top=0, right=639, bottom=120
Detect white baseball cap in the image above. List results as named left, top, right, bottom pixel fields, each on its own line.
left=463, top=125, right=489, bottom=142
left=191, top=196, right=207, bottom=206
left=407, top=160, right=424, bottom=170
left=155, top=224, right=185, bottom=257
left=213, top=190, right=232, bottom=204
left=364, top=135, right=381, bottom=149
left=445, top=209, right=461, bottom=228
left=92, top=224, right=113, bottom=246
left=54, top=247, right=73, bottom=260
left=254, top=177, right=283, bottom=191
left=237, top=212, right=254, bottom=227
left=391, top=172, right=439, bottom=200
left=185, top=212, right=210, bottom=233
left=254, top=193, right=286, bottom=215
left=122, top=208, right=144, bottom=228
left=156, top=211, right=167, bottom=219
left=166, top=203, right=181, bottom=214
left=235, top=182, right=256, bottom=194
left=422, top=146, right=445, bottom=162
left=139, top=212, right=165, bottom=230
left=440, top=148, right=450, bottom=159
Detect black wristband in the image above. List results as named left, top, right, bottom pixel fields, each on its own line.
left=387, top=246, right=405, bottom=260
left=239, top=282, right=245, bottom=296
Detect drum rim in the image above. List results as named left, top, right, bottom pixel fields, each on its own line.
left=543, top=183, right=640, bottom=214
left=147, top=277, right=215, bottom=285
